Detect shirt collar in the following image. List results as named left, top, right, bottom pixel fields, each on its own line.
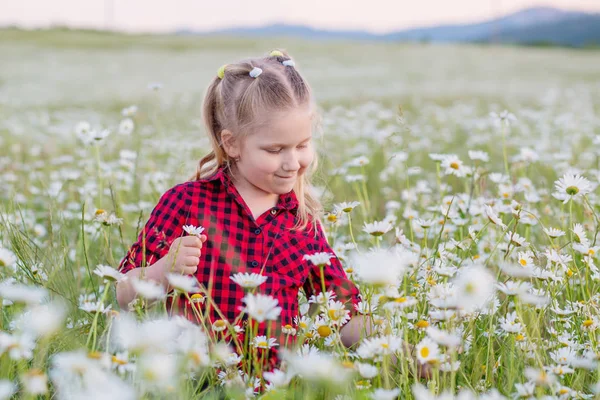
left=206, top=165, right=299, bottom=212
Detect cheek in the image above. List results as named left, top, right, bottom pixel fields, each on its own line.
left=299, top=150, right=314, bottom=168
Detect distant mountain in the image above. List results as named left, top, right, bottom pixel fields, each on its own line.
left=181, top=6, right=600, bottom=47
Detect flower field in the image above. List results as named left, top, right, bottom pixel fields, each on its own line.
left=1, top=29, right=600, bottom=399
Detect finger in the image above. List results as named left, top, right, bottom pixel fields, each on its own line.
left=185, top=247, right=201, bottom=257
left=182, top=236, right=202, bottom=248
left=184, top=256, right=200, bottom=267
left=199, top=234, right=207, bottom=242
left=182, top=265, right=198, bottom=275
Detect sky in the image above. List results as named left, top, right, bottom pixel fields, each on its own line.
left=2, top=0, right=600, bottom=34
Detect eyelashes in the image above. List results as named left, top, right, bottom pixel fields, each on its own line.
left=265, top=144, right=309, bottom=154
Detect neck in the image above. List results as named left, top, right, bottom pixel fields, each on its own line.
left=228, top=165, right=278, bottom=207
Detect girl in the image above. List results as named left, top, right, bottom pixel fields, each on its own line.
left=115, top=50, right=427, bottom=379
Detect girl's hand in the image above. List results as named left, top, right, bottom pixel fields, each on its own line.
left=164, top=234, right=207, bottom=275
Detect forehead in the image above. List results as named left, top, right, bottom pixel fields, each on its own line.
left=252, top=108, right=313, bottom=143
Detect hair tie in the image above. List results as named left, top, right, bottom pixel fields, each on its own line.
left=217, top=64, right=227, bottom=79
left=249, top=67, right=263, bottom=78
left=282, top=59, right=295, bottom=67
left=270, top=50, right=284, bottom=57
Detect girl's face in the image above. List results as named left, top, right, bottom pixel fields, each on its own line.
left=229, top=107, right=314, bottom=198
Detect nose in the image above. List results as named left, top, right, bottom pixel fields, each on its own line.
left=282, top=150, right=300, bottom=172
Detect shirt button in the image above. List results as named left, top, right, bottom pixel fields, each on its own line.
left=251, top=260, right=259, bottom=267
left=270, top=209, right=277, bottom=215
left=254, top=228, right=262, bottom=234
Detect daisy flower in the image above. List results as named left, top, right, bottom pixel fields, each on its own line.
left=363, top=220, right=393, bottom=237
left=426, top=326, right=462, bottom=349
left=21, top=369, right=47, bottom=395
left=241, top=293, right=281, bottom=322
left=212, top=319, right=228, bottom=332
left=252, top=336, right=278, bottom=349
left=93, top=265, right=127, bottom=283
left=166, top=273, right=200, bottom=293
left=543, top=227, right=565, bottom=238
left=571, top=223, right=590, bottom=246
left=484, top=205, right=506, bottom=229
left=415, top=337, right=440, bottom=364
left=371, top=388, right=400, bottom=400
left=452, top=265, right=495, bottom=312
left=355, top=363, right=378, bottom=379
left=468, top=150, right=489, bottom=162
left=230, top=272, right=268, bottom=289
left=130, top=278, right=166, bottom=300
left=182, top=225, right=205, bottom=237
left=490, top=110, right=517, bottom=127
left=505, top=231, right=529, bottom=247
left=553, top=173, right=593, bottom=204
left=303, top=252, right=334, bottom=267
left=440, top=154, right=471, bottom=177
left=352, top=248, right=407, bottom=287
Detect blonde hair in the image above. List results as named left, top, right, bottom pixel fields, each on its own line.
left=189, top=49, right=322, bottom=232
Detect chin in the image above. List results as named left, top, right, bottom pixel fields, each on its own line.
left=272, top=181, right=296, bottom=194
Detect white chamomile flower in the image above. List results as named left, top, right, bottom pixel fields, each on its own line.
left=93, top=265, right=127, bottom=283
left=252, top=336, right=278, bottom=349
left=303, top=252, right=335, bottom=267
left=490, top=110, right=517, bottom=127
left=118, top=118, right=134, bottom=135
left=230, top=272, right=268, bottom=289
left=505, top=231, right=529, bottom=248
left=452, top=265, right=495, bottom=312
left=333, top=201, right=360, bottom=214
left=571, top=223, right=590, bottom=246
left=544, top=227, right=565, bottom=238
left=484, top=205, right=506, bottom=229
left=241, top=293, right=281, bottom=322
left=121, top=105, right=138, bottom=117
left=363, top=220, right=393, bottom=237
left=355, top=362, right=378, bottom=379
left=553, top=173, right=593, bottom=204
left=415, top=337, right=440, bottom=364
left=468, top=150, right=489, bottom=162
left=166, top=273, right=200, bottom=293
left=440, top=154, right=471, bottom=178
left=182, top=225, right=205, bottom=237
left=371, top=388, right=400, bottom=400
left=130, top=278, right=166, bottom=300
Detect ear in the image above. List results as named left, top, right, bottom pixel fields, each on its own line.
left=220, top=129, right=241, bottom=159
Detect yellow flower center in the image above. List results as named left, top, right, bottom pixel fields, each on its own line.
left=213, top=320, right=227, bottom=329
left=190, top=293, right=204, bottom=302
left=94, top=209, right=106, bottom=216
left=583, top=319, right=594, bottom=327
left=327, top=214, right=338, bottom=223
left=565, top=186, right=579, bottom=195
left=317, top=325, right=332, bottom=338
left=88, top=351, right=103, bottom=360
left=450, top=162, right=460, bottom=170
left=515, top=334, right=525, bottom=341
left=395, top=297, right=407, bottom=303
left=257, top=341, right=268, bottom=347
left=111, top=355, right=128, bottom=365
left=420, top=347, right=430, bottom=358
left=519, top=259, right=527, bottom=266
left=416, top=320, right=429, bottom=329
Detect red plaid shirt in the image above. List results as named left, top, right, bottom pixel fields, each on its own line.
left=118, top=165, right=361, bottom=368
